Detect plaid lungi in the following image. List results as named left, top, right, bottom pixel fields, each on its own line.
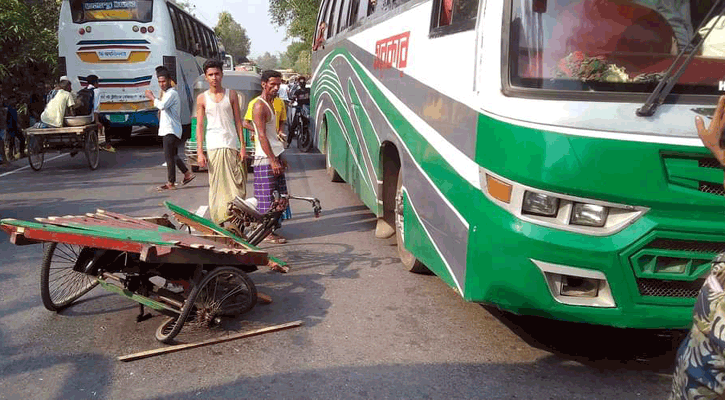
left=253, top=164, right=291, bottom=219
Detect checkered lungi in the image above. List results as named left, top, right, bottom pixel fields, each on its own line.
left=253, top=164, right=291, bottom=219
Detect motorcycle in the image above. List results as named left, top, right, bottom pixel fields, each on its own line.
left=287, top=98, right=313, bottom=153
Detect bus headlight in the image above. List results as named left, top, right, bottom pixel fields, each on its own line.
left=148, top=26, right=154, bottom=33
left=571, top=203, right=609, bottom=227
left=133, top=25, right=139, bottom=32
left=522, top=191, right=559, bottom=217
left=85, top=26, right=91, bottom=33
left=480, top=167, right=647, bottom=236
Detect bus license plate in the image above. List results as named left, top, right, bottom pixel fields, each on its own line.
left=109, top=114, right=127, bottom=123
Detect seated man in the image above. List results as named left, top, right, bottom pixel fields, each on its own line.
left=38, top=76, right=75, bottom=128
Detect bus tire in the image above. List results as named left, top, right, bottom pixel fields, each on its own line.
left=395, top=170, right=430, bottom=274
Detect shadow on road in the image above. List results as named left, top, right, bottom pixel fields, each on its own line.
left=483, top=305, right=686, bottom=374
left=151, top=359, right=670, bottom=399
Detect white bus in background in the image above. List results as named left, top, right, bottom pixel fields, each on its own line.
left=58, top=0, right=220, bottom=138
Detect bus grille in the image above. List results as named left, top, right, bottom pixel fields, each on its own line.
left=699, top=181, right=725, bottom=196
left=647, top=238, right=725, bottom=254
left=636, top=278, right=704, bottom=298
left=699, top=157, right=721, bottom=169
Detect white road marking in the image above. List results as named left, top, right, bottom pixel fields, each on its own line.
left=0, top=154, right=68, bottom=178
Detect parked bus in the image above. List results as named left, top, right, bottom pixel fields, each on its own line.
left=311, top=0, right=725, bottom=329
left=59, top=0, right=221, bottom=138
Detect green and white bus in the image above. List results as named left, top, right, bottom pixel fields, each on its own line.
left=311, top=0, right=725, bottom=329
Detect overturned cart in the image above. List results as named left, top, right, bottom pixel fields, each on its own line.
left=0, top=201, right=288, bottom=344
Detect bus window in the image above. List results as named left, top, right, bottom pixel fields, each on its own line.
left=167, top=5, right=186, bottom=51
left=204, top=29, right=215, bottom=58
left=210, top=32, right=220, bottom=59
left=194, top=23, right=209, bottom=57
left=348, top=0, right=361, bottom=27
left=71, top=0, right=153, bottom=23
left=174, top=8, right=191, bottom=52
left=182, top=14, right=199, bottom=54
left=337, top=0, right=349, bottom=33
left=327, top=0, right=338, bottom=38
left=367, top=0, right=376, bottom=16
left=430, top=0, right=478, bottom=35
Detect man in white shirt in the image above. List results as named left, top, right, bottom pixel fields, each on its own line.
left=196, top=59, right=247, bottom=224
left=40, top=76, right=76, bottom=128
left=145, top=68, right=194, bottom=191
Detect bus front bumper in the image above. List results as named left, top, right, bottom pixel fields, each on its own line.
left=464, top=204, right=724, bottom=329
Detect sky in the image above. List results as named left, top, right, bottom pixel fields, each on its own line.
left=186, top=0, right=293, bottom=58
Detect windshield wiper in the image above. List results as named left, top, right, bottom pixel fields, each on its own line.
left=637, top=0, right=725, bottom=117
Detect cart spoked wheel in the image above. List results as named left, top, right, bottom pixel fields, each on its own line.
left=85, top=130, right=100, bottom=170
left=28, top=136, right=44, bottom=171
left=40, top=242, right=99, bottom=311
left=155, top=267, right=257, bottom=344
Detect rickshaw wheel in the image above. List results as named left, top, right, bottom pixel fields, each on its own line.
left=85, top=130, right=99, bottom=170
left=40, top=242, right=99, bottom=311
left=28, top=136, right=44, bottom=171
left=155, top=267, right=257, bottom=344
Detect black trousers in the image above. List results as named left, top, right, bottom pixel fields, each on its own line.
left=163, top=133, right=188, bottom=183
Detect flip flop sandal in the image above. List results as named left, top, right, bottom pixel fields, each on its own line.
left=157, top=183, right=177, bottom=191
left=182, top=174, right=196, bottom=186
left=264, top=235, right=287, bottom=244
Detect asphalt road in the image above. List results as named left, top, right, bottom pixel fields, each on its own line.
left=0, top=132, right=681, bottom=399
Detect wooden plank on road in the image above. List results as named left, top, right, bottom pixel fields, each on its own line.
left=118, top=320, right=303, bottom=362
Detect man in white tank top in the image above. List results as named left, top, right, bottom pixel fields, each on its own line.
left=252, top=70, right=289, bottom=244
left=195, top=59, right=248, bottom=224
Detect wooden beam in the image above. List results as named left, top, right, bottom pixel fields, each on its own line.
left=118, top=320, right=303, bottom=362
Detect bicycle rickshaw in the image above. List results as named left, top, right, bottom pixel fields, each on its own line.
left=23, top=116, right=101, bottom=171
left=1, top=194, right=320, bottom=344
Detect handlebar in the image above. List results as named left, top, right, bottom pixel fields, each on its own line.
left=273, top=190, right=322, bottom=218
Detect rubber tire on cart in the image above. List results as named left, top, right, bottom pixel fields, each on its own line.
left=40, top=242, right=99, bottom=311
left=155, top=267, right=258, bottom=344
left=28, top=135, right=44, bottom=171
left=395, top=170, right=431, bottom=274
left=85, top=130, right=100, bottom=170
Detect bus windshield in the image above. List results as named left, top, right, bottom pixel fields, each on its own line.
left=70, top=0, right=153, bottom=23
left=509, top=0, right=725, bottom=95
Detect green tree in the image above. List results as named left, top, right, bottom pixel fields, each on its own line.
left=214, top=11, right=251, bottom=63
left=176, top=0, right=197, bottom=17
left=255, top=52, right=279, bottom=71
left=0, top=0, right=61, bottom=120
left=293, top=50, right=311, bottom=75
left=279, top=41, right=307, bottom=69
left=268, top=0, right=321, bottom=47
